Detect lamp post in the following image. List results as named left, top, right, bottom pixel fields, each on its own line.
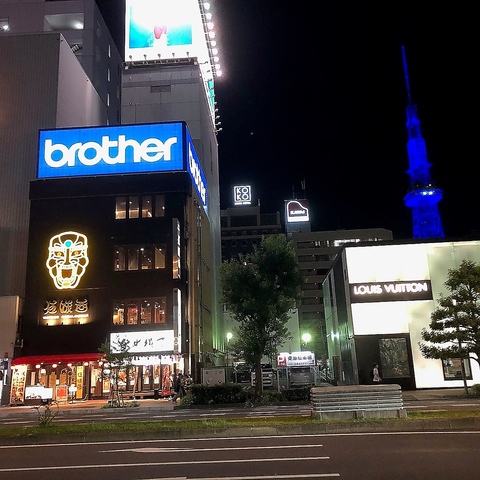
left=226, top=333, right=232, bottom=384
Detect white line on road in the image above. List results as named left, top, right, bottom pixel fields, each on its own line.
left=0, top=456, right=331, bottom=473
left=100, top=444, right=324, bottom=453
left=135, top=475, right=339, bottom=479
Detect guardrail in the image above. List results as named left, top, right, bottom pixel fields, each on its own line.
left=310, top=384, right=406, bottom=420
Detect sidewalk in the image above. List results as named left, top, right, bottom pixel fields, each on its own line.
left=0, top=387, right=471, bottom=418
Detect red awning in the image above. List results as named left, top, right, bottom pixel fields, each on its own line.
left=11, top=353, right=102, bottom=366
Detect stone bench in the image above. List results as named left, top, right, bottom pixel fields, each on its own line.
left=310, top=384, right=406, bottom=420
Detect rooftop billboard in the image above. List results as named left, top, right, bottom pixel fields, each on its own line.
left=125, top=0, right=209, bottom=65
left=37, top=122, right=208, bottom=213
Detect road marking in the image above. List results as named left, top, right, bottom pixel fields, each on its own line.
left=0, top=456, right=331, bottom=473
left=100, top=444, right=324, bottom=453
left=135, top=475, right=339, bottom=479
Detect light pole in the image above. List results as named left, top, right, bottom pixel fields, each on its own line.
left=226, top=333, right=233, bottom=366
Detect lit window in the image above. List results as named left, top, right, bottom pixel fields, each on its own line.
left=128, top=247, right=139, bottom=270
left=155, top=245, right=166, bottom=269
left=155, top=195, right=165, bottom=217
left=114, top=247, right=126, bottom=271
left=142, top=196, right=153, bottom=218
left=113, top=302, right=125, bottom=325
left=129, top=196, right=139, bottom=218
left=154, top=298, right=166, bottom=324
left=115, top=197, right=126, bottom=219
left=140, top=246, right=153, bottom=270
left=140, top=300, right=152, bottom=324
left=127, top=302, right=138, bottom=325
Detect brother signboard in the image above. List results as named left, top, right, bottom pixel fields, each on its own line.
left=37, top=122, right=208, bottom=214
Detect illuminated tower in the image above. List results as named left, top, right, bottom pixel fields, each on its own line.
left=402, top=46, right=444, bottom=239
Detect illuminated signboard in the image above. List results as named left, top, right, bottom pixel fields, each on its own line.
left=110, top=331, right=175, bottom=354
left=285, top=200, right=309, bottom=223
left=186, top=129, right=208, bottom=213
left=37, top=122, right=208, bottom=214
left=277, top=352, right=315, bottom=368
left=125, top=0, right=207, bottom=63
left=38, top=123, right=184, bottom=179
left=42, top=298, right=89, bottom=326
left=350, top=280, right=433, bottom=303
left=234, top=185, right=252, bottom=205
left=46, top=231, right=89, bottom=289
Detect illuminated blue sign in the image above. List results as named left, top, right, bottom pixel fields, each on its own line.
left=38, top=123, right=184, bottom=178
left=185, top=129, right=207, bottom=214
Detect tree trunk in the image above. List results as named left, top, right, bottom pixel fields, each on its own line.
left=460, top=356, right=469, bottom=395
left=254, top=359, right=263, bottom=400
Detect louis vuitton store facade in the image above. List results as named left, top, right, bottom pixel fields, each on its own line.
left=323, top=240, right=480, bottom=390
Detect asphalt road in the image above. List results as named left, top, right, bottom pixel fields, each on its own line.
left=1, top=431, right=479, bottom=479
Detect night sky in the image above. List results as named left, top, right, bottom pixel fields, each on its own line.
left=97, top=1, right=477, bottom=240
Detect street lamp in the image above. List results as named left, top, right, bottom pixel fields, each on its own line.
left=226, top=332, right=233, bottom=366
left=301, top=333, right=311, bottom=351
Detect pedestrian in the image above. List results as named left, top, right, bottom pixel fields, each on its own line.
left=372, top=363, right=382, bottom=383
left=172, top=373, right=185, bottom=402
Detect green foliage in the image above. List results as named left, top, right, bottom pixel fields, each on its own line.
left=220, top=234, right=304, bottom=397
left=470, top=384, right=480, bottom=396
left=419, top=260, right=480, bottom=365
left=280, top=386, right=311, bottom=402
left=186, top=383, right=310, bottom=406
left=189, top=384, right=249, bottom=405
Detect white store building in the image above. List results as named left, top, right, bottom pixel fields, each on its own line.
left=323, top=240, right=480, bottom=390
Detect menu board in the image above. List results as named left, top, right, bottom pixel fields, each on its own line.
left=9, top=365, right=27, bottom=405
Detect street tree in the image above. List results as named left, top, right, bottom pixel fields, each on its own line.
left=99, top=336, right=134, bottom=406
left=220, top=234, right=303, bottom=398
left=420, top=259, right=480, bottom=394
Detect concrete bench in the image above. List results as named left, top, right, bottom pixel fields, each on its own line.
left=311, top=384, right=406, bottom=420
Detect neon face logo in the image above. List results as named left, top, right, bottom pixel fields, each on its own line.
left=46, top=231, right=89, bottom=289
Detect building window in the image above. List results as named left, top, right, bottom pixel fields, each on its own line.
left=115, top=197, right=126, bottom=219
left=142, top=196, right=153, bottom=218
left=155, top=195, right=165, bottom=217
left=442, top=358, right=472, bottom=381
left=129, top=196, right=139, bottom=218
left=128, top=247, right=139, bottom=270
left=113, top=297, right=166, bottom=325
left=0, top=17, right=9, bottom=32
left=127, top=302, right=138, bottom=324
left=114, top=245, right=166, bottom=271
left=113, top=301, right=125, bottom=325
left=114, top=247, right=126, bottom=271
left=116, top=195, right=165, bottom=219
left=140, top=246, right=153, bottom=270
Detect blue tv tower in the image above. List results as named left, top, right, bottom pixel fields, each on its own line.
left=402, top=46, right=444, bottom=239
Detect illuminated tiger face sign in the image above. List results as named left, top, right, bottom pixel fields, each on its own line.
left=46, top=231, right=89, bottom=289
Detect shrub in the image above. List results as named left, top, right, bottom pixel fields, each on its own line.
left=189, top=383, right=248, bottom=405
left=470, top=384, right=480, bottom=396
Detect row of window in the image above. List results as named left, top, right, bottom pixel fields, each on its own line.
left=114, top=245, right=166, bottom=271
left=115, top=195, right=165, bottom=220
left=113, top=298, right=166, bottom=325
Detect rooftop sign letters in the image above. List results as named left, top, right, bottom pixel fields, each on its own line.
left=285, top=200, right=309, bottom=223
left=234, top=185, right=252, bottom=205
left=350, top=280, right=433, bottom=303
left=38, top=123, right=184, bottom=178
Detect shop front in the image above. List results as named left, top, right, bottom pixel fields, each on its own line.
left=9, top=352, right=185, bottom=405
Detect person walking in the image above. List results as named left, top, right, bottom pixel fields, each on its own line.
left=372, top=363, right=382, bottom=383
left=172, top=373, right=185, bottom=403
